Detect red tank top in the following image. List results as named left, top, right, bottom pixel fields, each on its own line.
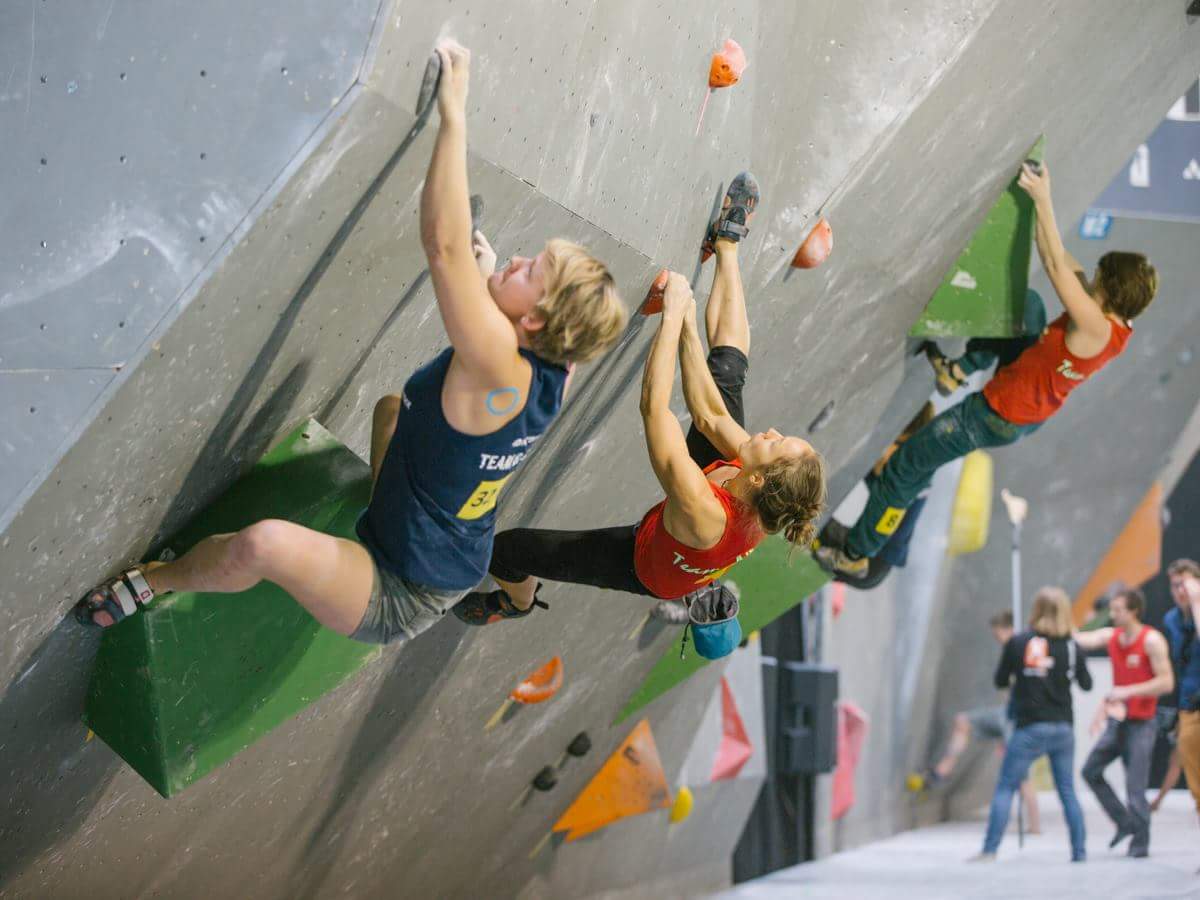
left=633, top=459, right=763, bottom=600
left=1109, top=626, right=1157, bottom=720
left=983, top=313, right=1131, bottom=425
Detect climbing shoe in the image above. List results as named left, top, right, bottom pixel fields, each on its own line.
left=701, top=171, right=760, bottom=262
left=924, top=342, right=966, bottom=397
left=452, top=586, right=547, bottom=626
left=813, top=544, right=869, bottom=580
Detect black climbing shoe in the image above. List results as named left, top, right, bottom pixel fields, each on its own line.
left=452, top=586, right=547, bottom=626
left=701, top=171, right=760, bottom=261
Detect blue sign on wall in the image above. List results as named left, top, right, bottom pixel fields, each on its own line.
left=1092, top=79, right=1200, bottom=224
left=1079, top=210, right=1113, bottom=240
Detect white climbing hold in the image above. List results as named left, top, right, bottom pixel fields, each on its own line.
left=951, top=270, right=978, bottom=290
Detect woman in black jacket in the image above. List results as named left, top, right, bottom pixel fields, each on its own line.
left=973, top=587, right=1092, bottom=862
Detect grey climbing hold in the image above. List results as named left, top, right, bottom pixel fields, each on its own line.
left=415, top=51, right=441, bottom=120
left=808, top=401, right=835, bottom=434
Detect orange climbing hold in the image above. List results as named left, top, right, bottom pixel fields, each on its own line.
left=640, top=269, right=670, bottom=316
left=709, top=39, right=747, bottom=88
left=791, top=217, right=833, bottom=269
left=552, top=718, right=672, bottom=841
left=696, top=39, right=748, bottom=135
left=510, top=655, right=564, bottom=704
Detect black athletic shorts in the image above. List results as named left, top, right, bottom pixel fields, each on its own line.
left=685, top=345, right=748, bottom=469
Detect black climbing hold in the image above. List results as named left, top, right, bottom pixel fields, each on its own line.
left=470, top=194, right=485, bottom=234
left=1023, top=158, right=1042, bottom=175
left=415, top=52, right=441, bottom=120
left=532, top=766, right=558, bottom=792
left=808, top=401, right=835, bottom=434
left=567, top=732, right=592, bottom=758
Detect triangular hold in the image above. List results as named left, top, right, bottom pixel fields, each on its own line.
left=710, top=677, right=753, bottom=781
left=552, top=719, right=671, bottom=842
left=1071, top=482, right=1163, bottom=623
left=910, top=136, right=1045, bottom=339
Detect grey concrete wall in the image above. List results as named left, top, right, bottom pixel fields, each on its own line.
left=2, top=2, right=1198, bottom=897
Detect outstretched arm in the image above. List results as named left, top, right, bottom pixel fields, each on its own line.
left=641, top=274, right=724, bottom=545
left=1017, top=162, right=1111, bottom=342
left=1072, top=626, right=1112, bottom=652
left=420, top=41, right=521, bottom=383
left=678, top=313, right=750, bottom=460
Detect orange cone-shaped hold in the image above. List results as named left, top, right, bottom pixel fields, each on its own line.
left=709, top=39, right=747, bottom=88
left=510, top=655, right=564, bottom=704
left=640, top=269, right=670, bottom=315
left=791, top=217, right=832, bottom=269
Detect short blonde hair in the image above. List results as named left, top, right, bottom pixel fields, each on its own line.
left=1029, top=586, right=1072, bottom=637
left=529, top=239, right=626, bottom=365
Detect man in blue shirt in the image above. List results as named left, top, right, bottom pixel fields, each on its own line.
left=1164, top=558, right=1200, bottom=828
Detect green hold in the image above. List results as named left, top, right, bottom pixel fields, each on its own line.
left=83, top=420, right=381, bottom=797
left=910, top=136, right=1046, bottom=339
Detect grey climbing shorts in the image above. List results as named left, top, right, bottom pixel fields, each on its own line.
left=966, top=705, right=1011, bottom=741
left=350, top=553, right=466, bottom=645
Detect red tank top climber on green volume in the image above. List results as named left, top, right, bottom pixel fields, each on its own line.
left=1109, top=626, right=1158, bottom=721
left=633, top=459, right=764, bottom=600
left=983, top=313, right=1131, bottom=426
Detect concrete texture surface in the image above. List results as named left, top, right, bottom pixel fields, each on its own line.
left=2, top=1, right=1199, bottom=897
left=718, top=791, right=1200, bottom=899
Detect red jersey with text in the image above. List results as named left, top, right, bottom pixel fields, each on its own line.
left=633, top=459, right=763, bottom=599
left=1109, top=626, right=1158, bottom=720
left=983, top=313, right=1131, bottom=425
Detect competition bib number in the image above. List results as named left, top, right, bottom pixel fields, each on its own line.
left=456, top=476, right=510, bottom=520
left=873, top=506, right=906, bottom=537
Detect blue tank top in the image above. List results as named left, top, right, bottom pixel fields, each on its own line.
left=357, top=347, right=568, bottom=590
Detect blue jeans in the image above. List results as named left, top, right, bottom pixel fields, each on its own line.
left=847, top=392, right=1040, bottom=557
left=982, top=721, right=1086, bottom=858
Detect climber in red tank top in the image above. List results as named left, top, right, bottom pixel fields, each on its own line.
left=634, top=458, right=762, bottom=599
left=1076, top=589, right=1174, bottom=857
left=817, top=159, right=1160, bottom=581
left=453, top=189, right=828, bottom=631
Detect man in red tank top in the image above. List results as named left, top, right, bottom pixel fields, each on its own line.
left=817, top=160, right=1157, bottom=580
left=1076, top=589, right=1174, bottom=857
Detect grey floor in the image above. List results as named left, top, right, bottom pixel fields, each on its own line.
left=719, top=793, right=1200, bottom=900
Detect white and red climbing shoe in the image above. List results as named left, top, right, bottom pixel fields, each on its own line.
left=74, top=568, right=156, bottom=628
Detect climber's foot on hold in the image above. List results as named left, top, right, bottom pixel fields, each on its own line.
left=452, top=586, right=547, bottom=626
left=74, top=568, right=157, bottom=628
left=813, top=543, right=869, bottom=580
left=701, top=171, right=760, bottom=262
left=924, top=342, right=967, bottom=397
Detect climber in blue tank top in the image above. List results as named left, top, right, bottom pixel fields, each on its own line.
left=74, top=40, right=627, bottom=644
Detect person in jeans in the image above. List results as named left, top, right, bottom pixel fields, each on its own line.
left=817, top=160, right=1158, bottom=579
left=972, top=587, right=1092, bottom=862
left=1075, top=588, right=1173, bottom=857
left=1163, top=559, right=1200, bottom=849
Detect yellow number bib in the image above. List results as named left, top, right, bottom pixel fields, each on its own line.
left=456, top=476, right=510, bottom=520
left=874, top=506, right=906, bottom=536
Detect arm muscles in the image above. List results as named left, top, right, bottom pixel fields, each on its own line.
left=678, top=316, right=749, bottom=459
left=1032, top=198, right=1110, bottom=340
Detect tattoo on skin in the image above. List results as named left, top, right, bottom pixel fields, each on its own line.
left=486, top=387, right=520, bottom=415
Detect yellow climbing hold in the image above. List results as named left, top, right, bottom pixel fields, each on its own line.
left=948, top=450, right=993, bottom=555
left=669, top=786, right=694, bottom=824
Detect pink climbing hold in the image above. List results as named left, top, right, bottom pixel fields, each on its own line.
left=791, top=217, right=833, bottom=269
left=696, top=39, right=748, bottom=136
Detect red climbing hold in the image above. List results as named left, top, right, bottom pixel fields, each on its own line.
left=510, top=655, right=564, bottom=704
left=791, top=217, right=832, bottom=269
left=640, top=269, right=670, bottom=316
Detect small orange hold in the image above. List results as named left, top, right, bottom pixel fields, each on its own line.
left=640, top=269, right=670, bottom=316
left=709, top=39, right=747, bottom=88
left=791, top=217, right=833, bottom=269
left=510, top=655, right=564, bottom=704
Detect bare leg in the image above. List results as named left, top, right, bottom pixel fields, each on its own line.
left=933, top=714, right=972, bottom=779
left=1020, top=780, right=1042, bottom=833
left=705, top=239, right=750, bottom=356
left=493, top=574, right=537, bottom=610
left=143, top=519, right=375, bottom=636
